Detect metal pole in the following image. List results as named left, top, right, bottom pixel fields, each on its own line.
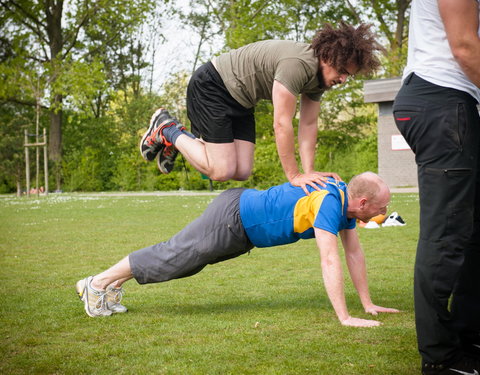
left=35, top=80, right=40, bottom=197
left=43, top=128, right=49, bottom=195
left=35, top=136, right=39, bottom=197
left=25, top=129, right=30, bottom=197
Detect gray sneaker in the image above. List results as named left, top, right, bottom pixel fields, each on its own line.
left=139, top=108, right=178, bottom=162
left=106, top=285, right=128, bottom=313
left=75, top=276, right=112, bottom=317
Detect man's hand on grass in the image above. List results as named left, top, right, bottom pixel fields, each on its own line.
left=364, top=304, right=400, bottom=316
left=341, top=316, right=382, bottom=327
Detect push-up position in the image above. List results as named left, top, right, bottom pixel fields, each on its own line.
left=76, top=172, right=399, bottom=326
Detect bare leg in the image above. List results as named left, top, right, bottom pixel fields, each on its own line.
left=175, top=135, right=254, bottom=181
left=91, top=256, right=133, bottom=290
left=233, top=139, right=255, bottom=181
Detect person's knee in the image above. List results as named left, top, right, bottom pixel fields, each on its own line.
left=232, top=158, right=253, bottom=181
left=208, top=167, right=236, bottom=181
left=208, top=164, right=252, bottom=181
left=233, top=169, right=252, bottom=181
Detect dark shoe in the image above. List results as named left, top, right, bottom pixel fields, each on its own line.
left=157, top=144, right=179, bottom=174
left=139, top=108, right=178, bottom=162
left=464, top=343, right=480, bottom=360
left=156, top=122, right=191, bottom=174
left=422, top=356, right=480, bottom=374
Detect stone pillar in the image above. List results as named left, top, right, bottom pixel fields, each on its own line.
left=364, top=78, right=417, bottom=188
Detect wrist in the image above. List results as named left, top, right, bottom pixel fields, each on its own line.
left=337, top=312, right=350, bottom=322
left=286, top=171, right=300, bottom=182
left=361, top=299, right=374, bottom=310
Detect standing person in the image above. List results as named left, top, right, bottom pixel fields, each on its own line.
left=76, top=172, right=399, bottom=326
left=393, top=0, right=480, bottom=374
left=140, top=22, right=384, bottom=194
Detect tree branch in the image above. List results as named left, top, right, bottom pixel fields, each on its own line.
left=0, top=0, right=49, bottom=45
left=1, top=97, right=49, bottom=110
left=62, top=1, right=101, bottom=58
left=345, top=0, right=362, bottom=24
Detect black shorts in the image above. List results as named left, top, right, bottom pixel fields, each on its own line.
left=186, top=61, right=256, bottom=144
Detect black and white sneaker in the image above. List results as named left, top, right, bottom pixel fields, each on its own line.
left=422, top=356, right=480, bottom=375
left=156, top=122, right=192, bottom=174
left=139, top=108, right=178, bottom=162
left=156, top=144, right=179, bottom=174
left=463, top=336, right=480, bottom=360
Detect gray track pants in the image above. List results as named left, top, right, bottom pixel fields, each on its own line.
left=129, top=188, right=254, bottom=284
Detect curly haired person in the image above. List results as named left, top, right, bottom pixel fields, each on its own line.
left=140, top=23, right=383, bottom=194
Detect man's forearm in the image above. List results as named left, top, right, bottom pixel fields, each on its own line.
left=452, top=39, right=480, bottom=87
left=321, top=254, right=350, bottom=322
left=274, top=121, right=300, bottom=181
left=345, top=249, right=373, bottom=308
left=298, top=122, right=318, bottom=174
left=316, top=230, right=350, bottom=322
left=439, top=0, right=480, bottom=87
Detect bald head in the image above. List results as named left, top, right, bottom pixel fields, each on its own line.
left=347, top=172, right=390, bottom=221
left=348, top=172, right=389, bottom=200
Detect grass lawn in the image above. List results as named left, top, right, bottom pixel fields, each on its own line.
left=0, top=192, right=420, bottom=374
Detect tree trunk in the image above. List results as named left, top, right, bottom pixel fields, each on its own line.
left=49, top=96, right=63, bottom=191
left=394, top=0, right=410, bottom=51
left=45, top=0, right=64, bottom=190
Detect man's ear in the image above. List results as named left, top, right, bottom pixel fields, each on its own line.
left=359, top=197, right=367, bottom=209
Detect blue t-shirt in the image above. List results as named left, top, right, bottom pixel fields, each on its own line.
left=239, top=179, right=356, bottom=248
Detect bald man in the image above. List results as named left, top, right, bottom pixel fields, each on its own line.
left=76, top=172, right=399, bottom=326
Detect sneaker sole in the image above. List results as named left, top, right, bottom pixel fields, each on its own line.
left=139, top=108, right=169, bottom=162
left=108, top=304, right=128, bottom=313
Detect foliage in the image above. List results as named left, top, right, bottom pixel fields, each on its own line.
left=0, top=104, right=29, bottom=193
left=0, top=0, right=413, bottom=192
left=0, top=192, right=419, bottom=374
left=0, top=0, right=157, bottom=188
left=317, top=132, right=378, bottom=182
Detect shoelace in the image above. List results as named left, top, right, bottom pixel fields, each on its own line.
left=108, top=287, right=124, bottom=304
left=93, top=290, right=109, bottom=310
left=146, top=127, right=163, bottom=146
left=163, top=145, right=176, bottom=158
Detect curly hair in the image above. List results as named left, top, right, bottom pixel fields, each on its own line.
left=310, top=22, right=384, bottom=75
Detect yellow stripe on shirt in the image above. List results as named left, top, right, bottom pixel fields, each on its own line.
left=293, top=181, right=345, bottom=234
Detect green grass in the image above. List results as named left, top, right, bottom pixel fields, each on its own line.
left=0, top=192, right=420, bottom=374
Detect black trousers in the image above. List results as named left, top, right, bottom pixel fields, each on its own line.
left=393, top=74, right=480, bottom=365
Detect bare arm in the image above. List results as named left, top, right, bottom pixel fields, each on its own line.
left=340, top=229, right=400, bottom=315
left=438, top=0, right=480, bottom=87
left=272, top=81, right=341, bottom=194
left=314, top=227, right=382, bottom=327
left=298, top=94, right=320, bottom=174
left=299, top=94, right=342, bottom=180
left=272, top=80, right=299, bottom=183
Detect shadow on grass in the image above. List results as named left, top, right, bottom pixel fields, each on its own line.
left=132, top=291, right=330, bottom=317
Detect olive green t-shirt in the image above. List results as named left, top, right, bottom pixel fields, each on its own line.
left=213, top=40, right=324, bottom=109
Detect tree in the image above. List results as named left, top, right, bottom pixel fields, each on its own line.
left=343, top=0, right=411, bottom=76
left=0, top=0, right=155, bottom=189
